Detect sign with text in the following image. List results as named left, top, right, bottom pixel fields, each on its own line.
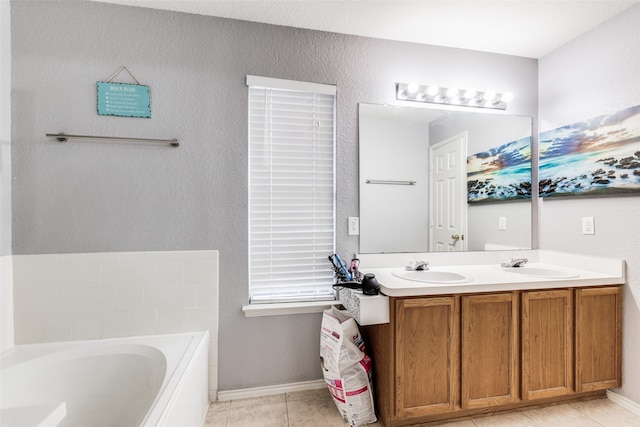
left=97, top=82, right=151, bottom=118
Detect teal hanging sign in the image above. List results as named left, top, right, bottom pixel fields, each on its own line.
left=97, top=81, right=151, bottom=118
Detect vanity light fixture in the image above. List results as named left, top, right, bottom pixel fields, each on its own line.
left=396, top=82, right=512, bottom=110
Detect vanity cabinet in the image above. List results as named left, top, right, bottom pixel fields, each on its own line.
left=461, top=293, right=518, bottom=409
left=361, top=286, right=622, bottom=427
left=395, top=297, right=459, bottom=418
left=521, top=289, right=573, bottom=400
left=575, top=287, right=622, bottom=392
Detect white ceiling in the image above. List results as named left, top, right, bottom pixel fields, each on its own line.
left=94, top=0, right=639, bottom=58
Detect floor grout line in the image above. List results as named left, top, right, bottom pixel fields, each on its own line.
left=568, top=401, right=606, bottom=427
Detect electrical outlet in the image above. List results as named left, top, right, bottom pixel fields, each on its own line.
left=582, top=217, right=595, bottom=235
left=348, top=217, right=360, bottom=236
left=498, top=217, right=507, bottom=230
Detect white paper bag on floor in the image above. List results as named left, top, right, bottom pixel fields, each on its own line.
left=320, top=306, right=377, bottom=426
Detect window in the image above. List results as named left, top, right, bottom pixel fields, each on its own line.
left=247, top=76, right=336, bottom=304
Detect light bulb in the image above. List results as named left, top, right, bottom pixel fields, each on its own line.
left=427, top=85, right=439, bottom=96
left=483, top=91, right=496, bottom=103
left=464, top=88, right=477, bottom=99
left=446, top=87, right=459, bottom=98
left=407, top=83, right=420, bottom=94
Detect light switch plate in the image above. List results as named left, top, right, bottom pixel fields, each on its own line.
left=498, top=216, right=507, bottom=230
left=348, top=217, right=360, bottom=235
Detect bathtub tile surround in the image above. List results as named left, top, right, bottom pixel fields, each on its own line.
left=10, top=250, right=219, bottom=398
left=12, top=250, right=216, bottom=341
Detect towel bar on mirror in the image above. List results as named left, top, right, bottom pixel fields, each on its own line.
left=366, top=179, right=416, bottom=185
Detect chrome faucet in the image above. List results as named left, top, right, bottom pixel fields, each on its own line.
left=501, top=258, right=528, bottom=268
left=406, top=260, right=429, bottom=271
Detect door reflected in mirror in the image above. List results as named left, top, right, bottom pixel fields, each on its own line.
left=358, top=103, right=533, bottom=253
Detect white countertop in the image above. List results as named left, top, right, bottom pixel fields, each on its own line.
left=357, top=250, right=625, bottom=297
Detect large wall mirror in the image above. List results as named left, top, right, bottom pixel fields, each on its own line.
left=359, top=103, right=533, bottom=253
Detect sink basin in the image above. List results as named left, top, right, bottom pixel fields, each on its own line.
left=392, top=269, right=473, bottom=284
left=501, top=267, right=579, bottom=279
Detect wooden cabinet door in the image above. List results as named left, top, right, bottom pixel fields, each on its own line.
left=461, top=293, right=518, bottom=409
left=395, top=297, right=459, bottom=418
left=575, top=286, right=622, bottom=392
left=521, top=290, right=573, bottom=400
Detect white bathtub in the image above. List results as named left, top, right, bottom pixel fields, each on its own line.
left=0, top=331, right=210, bottom=427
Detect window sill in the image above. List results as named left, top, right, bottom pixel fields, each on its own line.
left=242, top=300, right=341, bottom=317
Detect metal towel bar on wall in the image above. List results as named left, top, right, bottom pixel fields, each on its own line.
left=46, top=133, right=180, bottom=147
left=366, top=179, right=416, bottom=185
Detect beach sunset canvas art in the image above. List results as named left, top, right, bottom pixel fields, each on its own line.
left=467, top=136, right=532, bottom=203
left=539, top=104, right=640, bottom=198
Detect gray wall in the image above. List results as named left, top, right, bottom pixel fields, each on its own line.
left=1, top=0, right=10, bottom=256
left=11, top=0, right=537, bottom=390
left=538, top=4, right=640, bottom=405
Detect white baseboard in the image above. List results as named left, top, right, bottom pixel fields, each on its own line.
left=216, top=379, right=326, bottom=401
left=607, top=390, right=640, bottom=416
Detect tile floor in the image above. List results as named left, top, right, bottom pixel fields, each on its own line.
left=205, top=388, right=640, bottom=426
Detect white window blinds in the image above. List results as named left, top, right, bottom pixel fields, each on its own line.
left=247, top=76, right=337, bottom=304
